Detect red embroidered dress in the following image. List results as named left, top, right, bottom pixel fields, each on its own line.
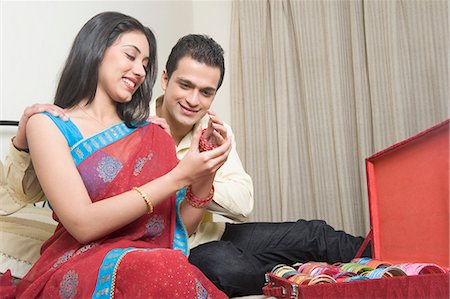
left=16, top=113, right=227, bottom=299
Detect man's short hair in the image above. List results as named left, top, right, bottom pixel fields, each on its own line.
left=165, top=34, right=225, bottom=90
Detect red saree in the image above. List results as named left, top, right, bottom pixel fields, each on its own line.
left=16, top=114, right=227, bottom=299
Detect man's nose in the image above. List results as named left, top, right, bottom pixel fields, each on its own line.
left=186, top=91, right=200, bottom=106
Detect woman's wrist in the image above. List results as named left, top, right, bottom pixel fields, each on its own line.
left=166, top=167, right=191, bottom=191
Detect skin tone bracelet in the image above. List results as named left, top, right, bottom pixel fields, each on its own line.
left=132, top=187, right=153, bottom=214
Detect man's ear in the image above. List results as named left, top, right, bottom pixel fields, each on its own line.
left=161, top=70, right=168, bottom=91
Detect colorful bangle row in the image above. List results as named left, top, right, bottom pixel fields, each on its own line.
left=269, top=259, right=448, bottom=286
left=185, top=185, right=214, bottom=208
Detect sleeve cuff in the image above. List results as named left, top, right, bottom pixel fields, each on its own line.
left=8, top=137, right=32, bottom=171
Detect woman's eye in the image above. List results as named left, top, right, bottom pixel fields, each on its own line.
left=125, top=53, right=135, bottom=61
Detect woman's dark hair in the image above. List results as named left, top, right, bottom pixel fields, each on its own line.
left=54, top=11, right=157, bottom=127
left=165, top=34, right=224, bottom=90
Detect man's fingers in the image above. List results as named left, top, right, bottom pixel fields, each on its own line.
left=25, top=104, right=69, bottom=121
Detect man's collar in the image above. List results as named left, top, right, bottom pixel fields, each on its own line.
left=149, top=95, right=161, bottom=117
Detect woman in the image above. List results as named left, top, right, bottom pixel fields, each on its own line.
left=16, top=12, right=231, bottom=298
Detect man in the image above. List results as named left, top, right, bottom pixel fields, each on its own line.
left=3, top=34, right=369, bottom=297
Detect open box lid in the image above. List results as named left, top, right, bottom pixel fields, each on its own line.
left=364, top=119, right=449, bottom=268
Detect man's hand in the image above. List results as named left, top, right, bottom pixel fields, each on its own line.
left=13, top=104, right=69, bottom=151
left=148, top=116, right=171, bottom=136
left=201, top=110, right=227, bottom=147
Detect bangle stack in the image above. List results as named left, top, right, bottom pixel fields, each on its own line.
left=199, top=129, right=217, bottom=152
left=185, top=185, right=214, bottom=208
left=132, top=187, right=153, bottom=214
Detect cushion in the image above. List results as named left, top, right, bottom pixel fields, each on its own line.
left=0, top=205, right=56, bottom=278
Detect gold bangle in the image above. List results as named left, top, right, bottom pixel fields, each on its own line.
left=132, top=187, right=153, bottom=214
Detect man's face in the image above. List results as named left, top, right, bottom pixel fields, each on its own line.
left=160, top=56, right=221, bottom=132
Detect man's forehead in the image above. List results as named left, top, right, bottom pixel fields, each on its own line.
left=171, top=57, right=221, bottom=89
left=175, top=56, right=220, bottom=72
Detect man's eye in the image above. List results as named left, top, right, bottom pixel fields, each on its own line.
left=202, top=91, right=214, bottom=97
left=180, top=83, right=189, bottom=89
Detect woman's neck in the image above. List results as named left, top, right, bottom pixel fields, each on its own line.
left=78, top=98, right=120, bottom=127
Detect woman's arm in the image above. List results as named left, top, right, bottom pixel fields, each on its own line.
left=27, top=114, right=231, bottom=243
left=14, top=104, right=69, bottom=151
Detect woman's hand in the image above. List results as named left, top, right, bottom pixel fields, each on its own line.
left=14, top=104, right=69, bottom=151
left=175, top=127, right=232, bottom=186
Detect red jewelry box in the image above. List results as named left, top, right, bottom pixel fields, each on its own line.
left=364, top=119, right=449, bottom=268
left=263, top=119, right=450, bottom=299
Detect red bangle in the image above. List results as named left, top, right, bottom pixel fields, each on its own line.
left=199, top=129, right=217, bottom=152
left=185, top=185, right=214, bottom=208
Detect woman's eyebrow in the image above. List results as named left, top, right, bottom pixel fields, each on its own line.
left=122, top=45, right=149, bottom=59
left=123, top=45, right=141, bottom=53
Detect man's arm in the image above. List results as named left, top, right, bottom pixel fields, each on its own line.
left=0, top=104, right=69, bottom=215
left=206, top=123, right=254, bottom=222
left=0, top=142, right=45, bottom=215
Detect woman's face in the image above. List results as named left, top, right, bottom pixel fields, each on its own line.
left=97, top=30, right=150, bottom=104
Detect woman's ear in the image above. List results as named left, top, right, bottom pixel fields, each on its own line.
left=161, top=70, right=168, bottom=91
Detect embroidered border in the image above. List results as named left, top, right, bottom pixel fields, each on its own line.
left=92, top=248, right=155, bottom=299
left=71, top=123, right=138, bottom=166
left=174, top=187, right=189, bottom=256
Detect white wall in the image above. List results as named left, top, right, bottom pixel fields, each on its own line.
left=192, top=0, right=231, bottom=125
left=0, top=0, right=232, bottom=160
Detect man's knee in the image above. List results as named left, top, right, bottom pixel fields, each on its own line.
left=189, top=241, right=263, bottom=296
left=189, top=241, right=245, bottom=277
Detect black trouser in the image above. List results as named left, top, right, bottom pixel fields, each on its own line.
left=188, top=219, right=371, bottom=297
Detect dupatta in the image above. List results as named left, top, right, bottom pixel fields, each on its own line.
left=17, top=115, right=227, bottom=299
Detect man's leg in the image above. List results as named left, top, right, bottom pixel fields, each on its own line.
left=189, top=240, right=269, bottom=297
left=221, top=220, right=370, bottom=264
left=189, top=220, right=371, bottom=297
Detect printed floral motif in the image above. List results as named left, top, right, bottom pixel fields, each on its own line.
left=83, top=142, right=92, bottom=152
left=53, top=250, right=75, bottom=268
left=91, top=139, right=100, bottom=149
left=105, top=132, right=113, bottom=142
left=74, top=242, right=99, bottom=256
left=116, top=125, right=125, bottom=135
left=74, top=148, right=84, bottom=159
left=109, top=128, right=119, bottom=138
left=97, top=156, right=122, bottom=183
left=59, top=270, right=78, bottom=299
left=133, top=152, right=154, bottom=176
left=195, top=278, right=211, bottom=299
left=144, top=214, right=165, bottom=239
left=98, top=135, right=107, bottom=145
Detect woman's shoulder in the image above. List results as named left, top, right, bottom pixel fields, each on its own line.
left=26, top=113, right=66, bottom=146
left=27, top=112, right=56, bottom=128
left=27, top=112, right=83, bottom=147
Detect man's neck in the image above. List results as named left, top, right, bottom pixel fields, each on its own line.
left=156, top=97, right=192, bottom=146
